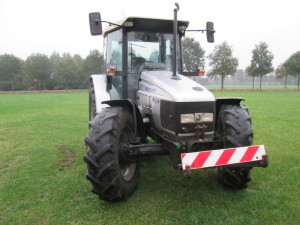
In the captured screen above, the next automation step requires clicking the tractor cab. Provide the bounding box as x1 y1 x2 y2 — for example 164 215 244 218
94 16 190 102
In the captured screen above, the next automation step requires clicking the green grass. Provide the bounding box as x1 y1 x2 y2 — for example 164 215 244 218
0 91 299 225
205 85 299 90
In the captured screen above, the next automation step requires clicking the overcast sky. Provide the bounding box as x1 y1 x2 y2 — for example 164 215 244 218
1 0 299 69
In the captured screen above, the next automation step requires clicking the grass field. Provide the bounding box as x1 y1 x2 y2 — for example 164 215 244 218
0 91 299 225
205 85 299 90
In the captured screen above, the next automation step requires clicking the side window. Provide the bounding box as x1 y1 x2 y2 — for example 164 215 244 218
107 30 123 71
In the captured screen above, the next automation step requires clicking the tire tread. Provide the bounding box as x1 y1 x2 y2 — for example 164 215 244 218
84 107 139 201
218 104 253 189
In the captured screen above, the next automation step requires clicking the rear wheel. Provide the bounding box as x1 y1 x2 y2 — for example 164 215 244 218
217 104 253 189
84 107 140 201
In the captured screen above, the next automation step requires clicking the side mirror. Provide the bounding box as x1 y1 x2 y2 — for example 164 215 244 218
206 22 215 43
89 12 102 36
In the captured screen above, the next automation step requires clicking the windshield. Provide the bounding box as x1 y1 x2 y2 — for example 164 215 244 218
127 31 174 73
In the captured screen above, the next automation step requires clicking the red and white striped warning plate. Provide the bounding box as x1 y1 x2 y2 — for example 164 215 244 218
181 145 266 170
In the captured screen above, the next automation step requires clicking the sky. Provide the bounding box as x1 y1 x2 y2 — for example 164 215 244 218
1 0 299 69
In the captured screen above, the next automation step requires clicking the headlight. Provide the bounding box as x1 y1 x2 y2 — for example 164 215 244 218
181 113 213 123
180 114 195 123
195 113 214 122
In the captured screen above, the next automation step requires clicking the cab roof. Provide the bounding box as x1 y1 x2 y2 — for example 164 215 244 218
103 17 189 36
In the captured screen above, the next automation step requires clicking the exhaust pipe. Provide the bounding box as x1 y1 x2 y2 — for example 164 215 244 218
173 3 179 77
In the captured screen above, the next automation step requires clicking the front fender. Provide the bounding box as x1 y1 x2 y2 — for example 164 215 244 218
215 97 244 121
90 74 111 113
102 99 147 140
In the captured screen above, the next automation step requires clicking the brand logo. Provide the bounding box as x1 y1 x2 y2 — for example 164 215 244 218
144 86 156 93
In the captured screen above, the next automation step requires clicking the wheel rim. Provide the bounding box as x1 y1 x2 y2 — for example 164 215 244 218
119 127 136 182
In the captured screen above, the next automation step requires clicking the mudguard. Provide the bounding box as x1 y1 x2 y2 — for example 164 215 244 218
103 99 147 140
90 74 111 113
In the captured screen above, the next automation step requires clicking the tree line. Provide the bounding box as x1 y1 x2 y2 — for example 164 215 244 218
1 39 299 91
182 37 300 90
0 50 104 91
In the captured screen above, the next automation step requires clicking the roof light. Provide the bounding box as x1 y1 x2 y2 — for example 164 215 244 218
124 21 134 27
178 26 187 32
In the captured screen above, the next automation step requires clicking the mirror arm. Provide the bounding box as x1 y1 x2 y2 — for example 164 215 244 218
95 20 122 27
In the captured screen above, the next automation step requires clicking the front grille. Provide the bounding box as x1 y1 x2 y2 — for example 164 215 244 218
160 100 215 134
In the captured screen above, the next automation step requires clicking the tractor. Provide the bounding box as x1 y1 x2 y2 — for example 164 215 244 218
84 4 268 202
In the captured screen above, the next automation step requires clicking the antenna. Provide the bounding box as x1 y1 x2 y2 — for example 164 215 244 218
121 11 126 18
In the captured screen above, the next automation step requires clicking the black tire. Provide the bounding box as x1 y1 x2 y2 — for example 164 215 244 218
89 83 96 121
84 107 140 201
217 104 253 189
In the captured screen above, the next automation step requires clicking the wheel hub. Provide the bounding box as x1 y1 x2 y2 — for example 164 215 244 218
119 127 137 181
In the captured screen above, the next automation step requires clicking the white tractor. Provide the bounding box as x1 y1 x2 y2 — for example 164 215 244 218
84 4 268 202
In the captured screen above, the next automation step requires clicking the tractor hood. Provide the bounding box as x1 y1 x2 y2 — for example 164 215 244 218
139 71 215 102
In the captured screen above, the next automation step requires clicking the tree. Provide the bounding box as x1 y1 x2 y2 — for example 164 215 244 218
50 52 61 68
81 50 105 89
182 37 205 72
55 55 80 90
275 63 289 89
73 54 88 89
48 52 61 89
245 65 257 88
24 53 53 90
247 42 274 90
208 41 238 89
0 54 22 91
74 54 83 66
284 51 300 90
82 50 104 75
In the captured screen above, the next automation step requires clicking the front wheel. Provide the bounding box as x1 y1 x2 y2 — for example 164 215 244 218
84 107 140 201
217 104 253 189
